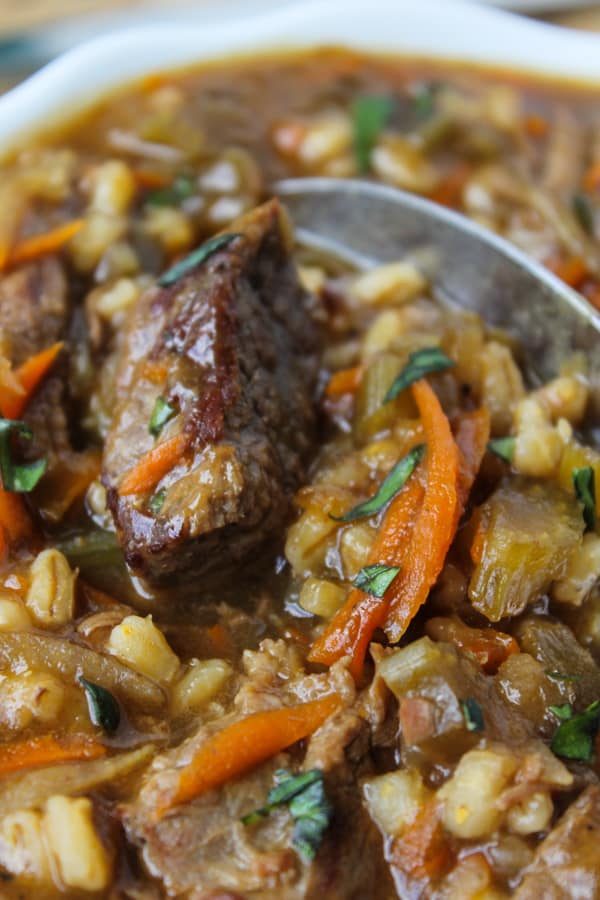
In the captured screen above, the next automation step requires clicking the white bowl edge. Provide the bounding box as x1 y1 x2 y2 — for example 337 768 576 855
1 0 600 158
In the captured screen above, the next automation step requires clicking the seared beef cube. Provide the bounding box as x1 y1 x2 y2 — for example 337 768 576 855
102 200 320 583
0 258 71 466
514 785 600 899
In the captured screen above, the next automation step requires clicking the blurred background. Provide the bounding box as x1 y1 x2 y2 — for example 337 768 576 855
1 0 600 94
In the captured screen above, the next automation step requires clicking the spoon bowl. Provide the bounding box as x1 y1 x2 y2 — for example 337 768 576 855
276 177 600 420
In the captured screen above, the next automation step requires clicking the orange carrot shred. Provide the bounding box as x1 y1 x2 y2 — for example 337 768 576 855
454 408 491 516
547 254 588 289
384 380 460 643
0 734 106 778
308 455 425 680
429 163 471 209
425 616 518 674
156 694 340 818
325 365 364 399
584 160 600 193
390 800 454 883
1 342 64 420
524 113 548 139
119 432 188 496
5 220 83 271
134 169 172 189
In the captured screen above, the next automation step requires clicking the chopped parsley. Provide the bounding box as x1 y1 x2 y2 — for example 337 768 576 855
0 418 47 492
550 700 600 761
148 489 167 514
353 563 401 598
332 443 425 522
487 436 516 464
146 173 196 207
352 95 394 173
573 193 594 235
384 347 454 403
411 82 438 120
158 232 240 287
241 768 332 861
149 396 175 437
79 676 120 734
546 670 581 683
573 466 596 532
461 697 484 732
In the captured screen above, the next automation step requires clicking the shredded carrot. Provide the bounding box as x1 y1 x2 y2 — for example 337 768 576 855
308 460 425 680
524 113 548 139
547 254 588 289
454 408 491 515
206 623 233 657
1 342 64 420
325 365 364 399
119 432 188 496
141 360 169 385
584 160 600 193
429 163 472 209
425 616 518 674
0 357 26 416
4 220 83 271
0 487 33 560
134 169 172 190
384 380 460 643
0 734 106 778
156 694 340 818
390 800 453 884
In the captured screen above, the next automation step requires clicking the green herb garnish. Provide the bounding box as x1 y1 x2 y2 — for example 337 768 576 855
0 419 47 492
487 436 516 464
549 703 573 721
546 670 581 683
573 466 596 532
461 697 484 732
551 700 600 761
412 82 437 120
79 676 120 734
352 95 394 173
148 489 167 514
158 233 240 287
332 444 425 522
573 193 594 234
353 563 401 598
146 173 195 207
384 347 454 403
241 769 332 861
149 396 175 437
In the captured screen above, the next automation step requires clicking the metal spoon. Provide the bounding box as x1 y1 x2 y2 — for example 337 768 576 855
276 177 600 422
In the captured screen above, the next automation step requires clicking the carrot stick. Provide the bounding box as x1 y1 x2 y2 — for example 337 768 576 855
119 432 188 496
0 488 33 544
384 380 460 643
454 408 490 515
584 160 600 193
0 734 106 778
425 616 518 674
390 800 453 884
135 169 172 189
308 477 424 679
325 365 364 399
429 163 471 209
547 254 588 289
5 220 83 270
524 113 548 139
156 694 340 818
1 342 64 420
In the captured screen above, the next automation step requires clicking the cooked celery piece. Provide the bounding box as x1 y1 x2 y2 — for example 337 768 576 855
354 353 416 442
468 480 584 622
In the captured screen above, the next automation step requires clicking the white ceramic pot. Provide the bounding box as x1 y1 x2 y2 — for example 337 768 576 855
1 0 600 159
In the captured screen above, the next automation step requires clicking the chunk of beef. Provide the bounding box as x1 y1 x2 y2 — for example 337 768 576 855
514 785 600 899
122 643 394 898
102 200 321 584
0 258 71 466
